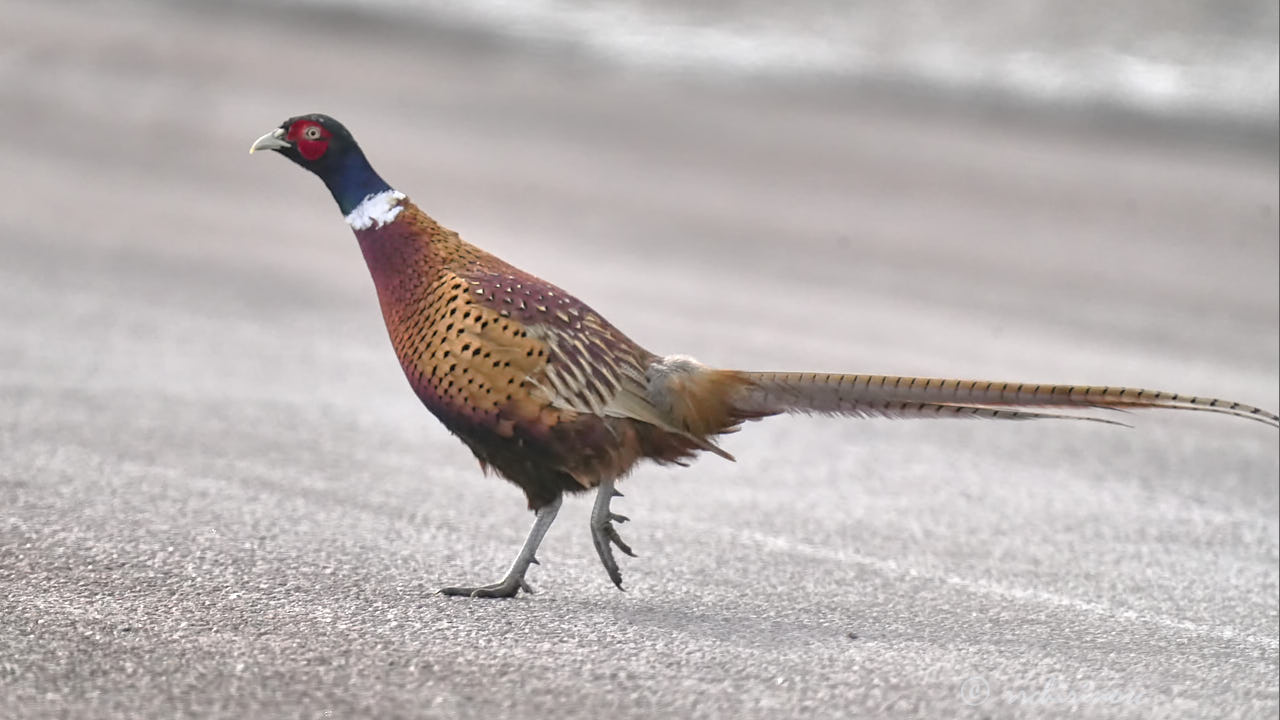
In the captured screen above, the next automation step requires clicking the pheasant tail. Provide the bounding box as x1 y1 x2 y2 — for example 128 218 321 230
723 371 1280 428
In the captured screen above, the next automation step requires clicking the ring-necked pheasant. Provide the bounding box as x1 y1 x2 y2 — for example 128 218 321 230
251 114 1279 598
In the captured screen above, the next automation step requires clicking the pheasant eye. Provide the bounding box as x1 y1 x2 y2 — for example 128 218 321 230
303 125 323 140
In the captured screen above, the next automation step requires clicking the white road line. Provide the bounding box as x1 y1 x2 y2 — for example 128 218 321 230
675 519 1279 652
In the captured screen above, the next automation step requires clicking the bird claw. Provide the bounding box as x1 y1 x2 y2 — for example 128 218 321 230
438 567 540 598
591 480 638 591
438 496 560 599
437 578 526 599
605 524 636 557
591 526 628 590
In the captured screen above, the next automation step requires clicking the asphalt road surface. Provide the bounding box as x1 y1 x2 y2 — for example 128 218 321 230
1 2 1277 718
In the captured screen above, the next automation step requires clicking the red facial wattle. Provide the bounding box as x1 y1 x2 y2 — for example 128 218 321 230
285 120 331 161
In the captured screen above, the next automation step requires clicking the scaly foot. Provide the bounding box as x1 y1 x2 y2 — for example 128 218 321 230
438 570 535 598
438 496 561 599
590 480 637 590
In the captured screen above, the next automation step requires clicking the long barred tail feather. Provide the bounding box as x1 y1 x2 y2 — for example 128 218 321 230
807 400 1135 427
729 372 1279 428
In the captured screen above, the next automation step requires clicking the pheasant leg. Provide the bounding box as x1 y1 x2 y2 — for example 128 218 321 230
590 478 636 590
439 495 562 598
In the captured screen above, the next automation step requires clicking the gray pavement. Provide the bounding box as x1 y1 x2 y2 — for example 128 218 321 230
1 2 1277 718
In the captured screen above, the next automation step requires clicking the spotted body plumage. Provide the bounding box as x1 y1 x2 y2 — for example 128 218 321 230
251 114 1279 598
355 199 727 509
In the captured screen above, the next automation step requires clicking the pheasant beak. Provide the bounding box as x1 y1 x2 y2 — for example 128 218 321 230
249 128 291 155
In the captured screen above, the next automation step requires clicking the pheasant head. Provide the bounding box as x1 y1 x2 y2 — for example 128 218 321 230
250 114 393 218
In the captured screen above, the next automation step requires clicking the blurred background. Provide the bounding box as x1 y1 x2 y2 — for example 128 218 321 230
1 1 1277 718
301 0 1280 128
